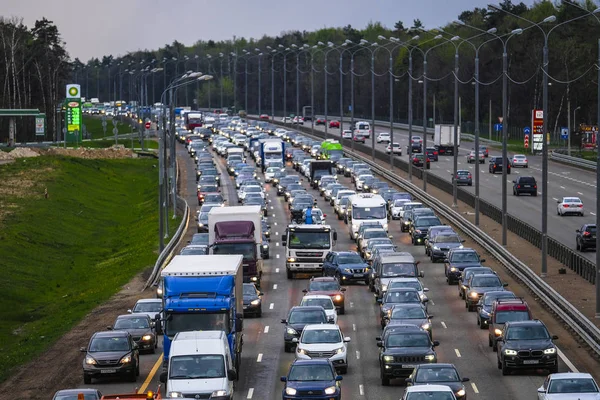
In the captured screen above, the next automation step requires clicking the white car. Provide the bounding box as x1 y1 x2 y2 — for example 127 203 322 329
292 116 304 125
238 185 265 202
377 132 391 143
281 117 293 123
355 174 374 191
402 385 458 400
300 295 338 324
390 199 411 220
294 324 350 374
264 167 279 183
387 278 429 303
537 372 599 400
511 154 528 167
386 143 402 155
128 298 163 322
557 197 584 216
342 130 353 139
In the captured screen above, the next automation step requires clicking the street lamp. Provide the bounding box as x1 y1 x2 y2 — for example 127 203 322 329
219 53 224 109
358 39 381 161
323 42 345 138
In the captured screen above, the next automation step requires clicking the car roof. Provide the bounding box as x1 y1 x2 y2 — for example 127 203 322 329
136 298 161 304
388 277 421 283
116 313 150 320
303 294 334 300
415 363 456 369
311 276 338 282
93 330 129 338
304 323 340 331
290 306 325 312
549 372 596 380
54 389 99 395
405 385 455 393
506 320 544 328
291 358 333 366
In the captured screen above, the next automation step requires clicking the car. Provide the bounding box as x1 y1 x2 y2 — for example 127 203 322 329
402 385 457 400
385 304 434 338
341 129 352 139
511 154 528 167
379 288 428 327
513 176 538 196
406 363 469 400
280 359 342 400
378 325 439 386
363 238 395 262
424 225 455 256
444 248 485 284
497 320 559 375
488 297 533 351
322 251 369 284
196 206 215 232
371 181 390 195
353 133 366 143
407 142 422 154
377 132 391 143
303 276 347 314
52 389 103 400
464 273 508 311
537 372 600 399
108 314 157 353
425 147 438 161
259 114 270 120
387 278 429 302
576 223 597 251
261 233 270 259
411 154 430 169
466 149 485 164
264 166 280 182
557 196 584 216
243 283 263 317
458 266 496 299
358 228 390 255
292 116 304 125
281 306 329 353
179 245 207 255
127 298 163 334
489 156 511 174
453 170 472 186
429 232 465 262
300 295 338 324
371 252 423 296
329 120 340 128
476 291 516 330
315 116 327 125
238 185 265 202
197 186 219 205
479 145 489 157
189 232 209 246
202 192 225 207
80 330 140 384
410 215 442 245
390 199 411 220
294 324 350 374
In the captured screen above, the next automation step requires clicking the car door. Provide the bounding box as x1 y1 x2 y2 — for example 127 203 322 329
323 253 334 276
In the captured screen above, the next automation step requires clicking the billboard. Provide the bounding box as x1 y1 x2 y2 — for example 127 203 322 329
531 109 544 153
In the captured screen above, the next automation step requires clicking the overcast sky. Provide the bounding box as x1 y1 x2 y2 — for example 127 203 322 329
4 0 536 62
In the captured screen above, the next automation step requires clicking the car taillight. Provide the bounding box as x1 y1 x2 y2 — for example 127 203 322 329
578 204 583 207
534 185 537 189
434 151 438 155
517 185 521 188
564 204 569 208
584 232 591 236
468 174 472 178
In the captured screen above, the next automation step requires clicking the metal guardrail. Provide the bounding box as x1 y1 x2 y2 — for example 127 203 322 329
461 133 501 146
550 151 597 170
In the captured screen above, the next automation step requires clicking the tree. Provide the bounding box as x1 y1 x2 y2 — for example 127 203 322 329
394 20 405 36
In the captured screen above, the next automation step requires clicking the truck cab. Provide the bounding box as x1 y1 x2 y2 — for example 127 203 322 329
282 225 337 279
347 193 388 240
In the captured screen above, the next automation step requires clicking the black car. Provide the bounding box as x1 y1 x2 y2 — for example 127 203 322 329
496 320 559 375
378 325 439 386
410 216 442 245
243 283 264 317
281 306 329 352
513 176 537 196
261 233 270 259
378 288 428 328
489 156 511 174
458 266 496 299
444 248 485 284
80 330 139 383
406 363 469 400
425 147 439 161
429 233 465 263
407 142 422 154
107 314 157 353
464 273 508 311
476 290 516 329
576 223 596 251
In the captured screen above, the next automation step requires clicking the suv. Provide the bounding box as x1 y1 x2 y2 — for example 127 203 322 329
488 298 533 351
444 248 485 284
280 359 342 400
372 252 423 297
496 320 559 375
489 156 511 174
80 330 140 383
410 215 442 245
294 324 351 374
322 251 369 284
512 176 537 196
576 224 596 251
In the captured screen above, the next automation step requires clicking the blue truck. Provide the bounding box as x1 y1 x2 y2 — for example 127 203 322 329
259 138 285 172
159 254 244 373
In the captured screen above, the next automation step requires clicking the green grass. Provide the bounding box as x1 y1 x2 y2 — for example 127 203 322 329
63 139 159 150
83 116 129 139
0 155 178 383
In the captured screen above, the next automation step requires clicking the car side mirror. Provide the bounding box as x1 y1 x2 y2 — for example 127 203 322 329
127 309 132 313
552 335 559 340
576 229 580 233
132 343 139 350
405 378 413 384
341 288 347 292
433 340 440 347
376 298 383 304
462 377 470 382
333 231 338 240
280 376 287 382
376 341 383 347
106 326 113 330
512 180 516 183
79 347 87 352
461 239 466 243
557 200 560 203
419 271 425 278
444 258 449 262
537 388 546 394
428 315 434 319
423 288 429 292
159 372 167 383
281 319 287 324
335 375 343 381
480 259 486 263
302 289 308 293
282 234 287 242
503 283 509 287
259 292 264 296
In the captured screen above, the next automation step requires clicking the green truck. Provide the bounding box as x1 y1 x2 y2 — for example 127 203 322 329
319 139 343 160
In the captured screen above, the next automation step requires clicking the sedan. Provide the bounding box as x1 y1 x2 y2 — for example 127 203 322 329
108 314 157 353
466 149 485 164
386 143 402 155
342 129 353 139
557 197 584 216
411 154 430 169
511 154 528 168
576 224 596 252
406 363 469 400
243 283 263 317
315 116 327 125
353 134 366 143
52 389 103 400
537 372 599 399
329 120 341 128
425 147 438 162
377 132 391 143
452 170 472 186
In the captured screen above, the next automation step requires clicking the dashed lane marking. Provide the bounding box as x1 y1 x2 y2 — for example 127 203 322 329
356 350 360 360
264 326 269 333
359 384 364 395
553 198 559 201
578 192 583 195
257 353 263 362
591 212 596 216
429 300 435 306
441 321 447 329
247 388 254 399
350 302 354 308
560 186 565 189
455 349 462 358
269 303 274 310
273 284 278 290
276 254 280 259
275 267 280 273
353 323 356 331
471 383 479 394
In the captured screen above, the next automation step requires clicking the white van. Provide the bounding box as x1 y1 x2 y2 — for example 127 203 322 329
347 193 388 239
161 330 236 399
354 121 371 138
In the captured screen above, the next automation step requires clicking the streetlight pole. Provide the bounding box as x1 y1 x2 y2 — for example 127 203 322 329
359 39 377 161
219 53 224 109
207 55 213 110
257 49 262 115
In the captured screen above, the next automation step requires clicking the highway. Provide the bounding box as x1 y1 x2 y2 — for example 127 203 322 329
283 118 598 262
75 134 582 400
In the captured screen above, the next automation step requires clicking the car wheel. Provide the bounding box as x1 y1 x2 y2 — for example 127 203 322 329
476 318 480 326
381 371 390 386
339 307 345 315
286 269 293 279
257 308 262 317
479 321 487 330
492 341 498 352
549 365 559 374
501 362 510 376
340 366 348 375
581 212 584 216
83 375 92 384
284 344 293 353
576 241 581 251
488 335 493 347
151 344 156 354
129 368 137 382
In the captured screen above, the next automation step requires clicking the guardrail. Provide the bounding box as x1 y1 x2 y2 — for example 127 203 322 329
259 117 598 285
550 151 597 171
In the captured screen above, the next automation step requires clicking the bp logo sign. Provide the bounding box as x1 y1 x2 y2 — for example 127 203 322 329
66 84 81 98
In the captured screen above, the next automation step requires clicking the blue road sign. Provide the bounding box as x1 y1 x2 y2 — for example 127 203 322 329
348 105 352 111
494 123 503 131
523 126 531 135
561 127 569 140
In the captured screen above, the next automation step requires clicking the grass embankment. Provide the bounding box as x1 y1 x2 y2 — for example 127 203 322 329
0 155 178 382
63 139 159 150
80 116 157 150
83 115 128 139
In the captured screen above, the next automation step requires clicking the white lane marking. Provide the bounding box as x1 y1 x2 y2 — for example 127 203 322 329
446 170 451 173
274 222 277 226
359 384 364 396
507 179 511 183
471 382 479 394
560 186 565 189
271 206 274 209
578 192 583 195
350 302 354 308
247 388 254 399
273 284 278 290
557 347 579 372
454 349 462 358
441 321 447 329
356 350 360 360
538 191 542 195
276 242 279 246
591 212 597 216
529 166 597 187
257 353 263 362
353 323 356 331
275 267 280 273
275 232 279 236
264 326 269 333
430 300 435 306
269 303 274 310
481 170 485 173
552 198 559 201
276 254 280 259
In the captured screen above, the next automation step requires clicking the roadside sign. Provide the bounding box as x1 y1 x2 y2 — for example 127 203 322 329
524 134 530 149
65 83 82 143
145 122 151 130
531 109 544 153
523 126 531 135
35 116 45 136
494 123 503 131
561 127 569 140
348 105 352 112
498 117 503 123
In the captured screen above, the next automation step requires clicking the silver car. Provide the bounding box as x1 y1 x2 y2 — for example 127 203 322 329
537 372 599 399
466 149 485 164
511 154 528 168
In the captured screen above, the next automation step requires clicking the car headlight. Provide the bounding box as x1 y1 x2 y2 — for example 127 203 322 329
421 322 431 330
334 295 342 301
168 392 183 398
335 346 345 354
297 347 307 355
212 390 227 397
343 268 352 273
286 327 298 335
156 287 163 296
263 244 268 249
381 284 388 292
403 221 410 225
287 257 295 263
383 355 394 362
142 334 152 341
469 291 479 298
85 355 97 365
119 355 132 363
433 246 440 250
424 354 436 361
458 245 464 249
480 309 490 316
324 386 337 395
504 349 517 356
365 252 371 258
456 389 466 397
285 388 297 395
494 328 502 336
251 299 261 305
544 347 556 354
450 267 457 272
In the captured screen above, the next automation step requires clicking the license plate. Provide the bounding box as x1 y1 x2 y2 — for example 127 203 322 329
100 369 117 374
353 273 363 278
523 360 539 365
523 185 530 187
402 364 416 369
243 306 248 309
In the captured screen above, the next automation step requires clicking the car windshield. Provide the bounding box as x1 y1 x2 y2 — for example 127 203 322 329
89 336 130 352
391 307 427 319
507 325 550 340
114 318 149 329
338 254 363 264
288 231 331 249
133 302 161 313
495 311 531 324
450 252 479 263
243 285 257 296
386 333 430 348
309 281 339 291
483 293 516 306
471 276 502 287
302 328 342 344
382 263 416 278
364 230 388 239
288 365 334 381
548 378 599 394
288 310 326 324
169 355 225 379
384 290 420 303
406 392 455 400
389 281 422 291
435 235 461 243
302 298 334 310
203 194 223 203
564 198 582 203
415 217 442 227
352 206 387 220
416 367 459 383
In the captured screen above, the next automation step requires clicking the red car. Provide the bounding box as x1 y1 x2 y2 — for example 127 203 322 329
315 117 327 125
329 120 340 128
302 276 347 314
259 114 270 120
353 134 365 143
197 185 219 205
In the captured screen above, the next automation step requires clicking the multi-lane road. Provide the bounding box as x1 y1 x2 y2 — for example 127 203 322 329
76 134 582 399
